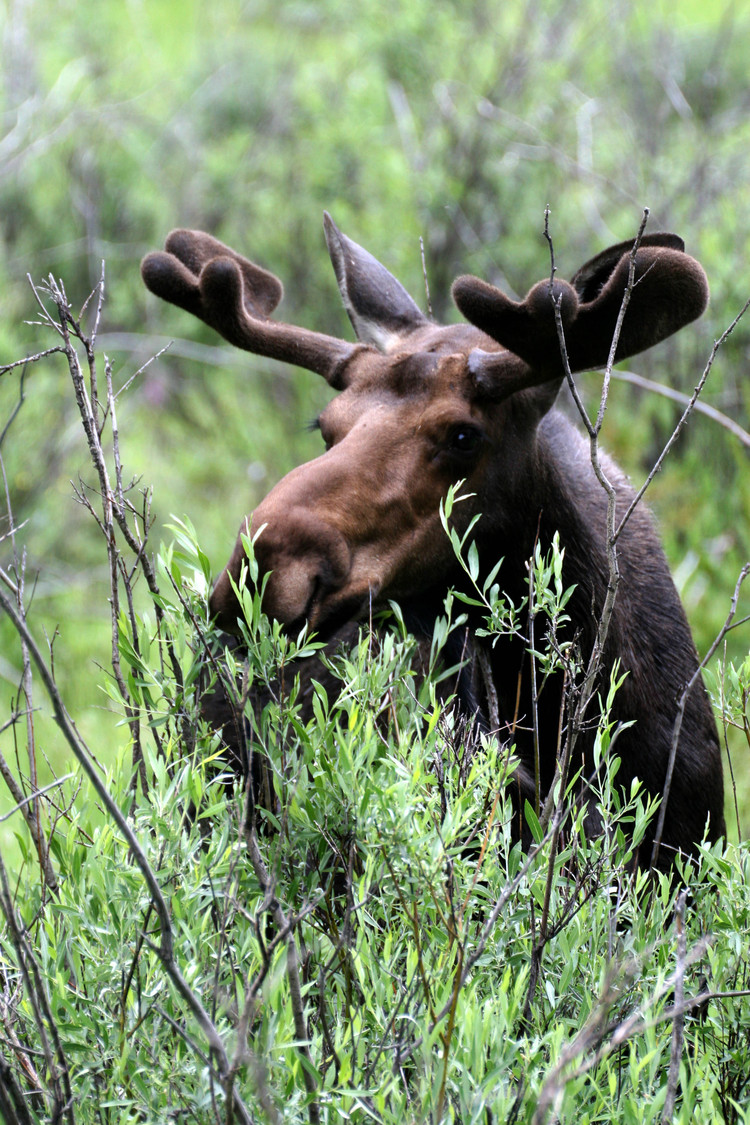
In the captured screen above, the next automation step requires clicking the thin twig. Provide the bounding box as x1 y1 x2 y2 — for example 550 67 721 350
419 235 433 318
652 562 750 868
0 364 29 449
0 848 74 1124
395 826 554 1070
0 774 74 823
0 582 253 1125
662 889 688 1123
0 415 59 891
0 346 65 378
550 210 649 752
615 295 750 541
610 367 750 450
532 929 715 1125
242 816 321 1125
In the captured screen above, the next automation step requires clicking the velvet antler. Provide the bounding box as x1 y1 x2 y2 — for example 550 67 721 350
141 229 363 388
453 233 709 399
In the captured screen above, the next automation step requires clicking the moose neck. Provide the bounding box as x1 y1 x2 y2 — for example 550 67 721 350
459 406 625 696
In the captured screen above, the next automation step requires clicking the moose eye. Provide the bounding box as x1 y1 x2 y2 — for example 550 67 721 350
447 426 482 457
309 416 334 451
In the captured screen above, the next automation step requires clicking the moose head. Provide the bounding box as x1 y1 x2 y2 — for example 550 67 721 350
142 217 708 637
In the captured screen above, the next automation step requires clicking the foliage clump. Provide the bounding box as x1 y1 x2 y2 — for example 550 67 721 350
2 531 750 1122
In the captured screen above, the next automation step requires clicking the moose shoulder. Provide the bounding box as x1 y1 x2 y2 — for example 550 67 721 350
142 217 724 869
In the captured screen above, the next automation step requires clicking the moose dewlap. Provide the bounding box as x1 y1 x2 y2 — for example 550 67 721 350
142 215 724 870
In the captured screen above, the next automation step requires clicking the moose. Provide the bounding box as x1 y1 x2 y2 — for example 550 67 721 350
142 215 725 869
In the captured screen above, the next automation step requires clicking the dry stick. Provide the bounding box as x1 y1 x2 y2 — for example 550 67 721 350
520 210 649 1024
544 216 656 831
70 474 157 771
651 562 750 869
715 641 748 843
517 209 654 1051
0 1042 36 1125
603 295 750 865
532 933 725 1125
243 821 321 1125
103 359 130 671
0 585 253 1125
221 805 316 1123
611 367 750 450
522 672 572 1031
111 339 174 406
0 654 55 871
0 362 30 448
8 274 261 1114
32 275 164 604
38 272 187 784
554 209 650 742
81 264 105 418
476 643 500 730
0 985 48 1083
568 267 749 867
106 354 181 739
228 885 324 1125
662 889 688 1124
0 774 73 823
528 546 542 815
31 275 135 714
103 353 152 787
531 959 633 1125
17 561 40 863
435 938 464 1124
0 346 65 378
420 235 433 318
614 295 750 543
148 996 270 1125
0 847 74 1124
380 841 438 1027
394 827 555 1071
0 410 59 892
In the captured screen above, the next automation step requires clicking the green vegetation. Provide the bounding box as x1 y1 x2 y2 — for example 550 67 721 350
2 394 749 1116
1 0 749 1119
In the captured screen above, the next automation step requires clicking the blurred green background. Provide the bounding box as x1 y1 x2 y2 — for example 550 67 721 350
1 0 749 836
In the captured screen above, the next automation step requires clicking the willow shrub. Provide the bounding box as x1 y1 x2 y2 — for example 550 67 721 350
2 517 749 1124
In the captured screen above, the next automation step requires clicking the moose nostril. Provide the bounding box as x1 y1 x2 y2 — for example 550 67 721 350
251 515 353 628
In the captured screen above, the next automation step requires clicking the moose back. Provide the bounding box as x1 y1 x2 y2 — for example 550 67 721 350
142 216 725 869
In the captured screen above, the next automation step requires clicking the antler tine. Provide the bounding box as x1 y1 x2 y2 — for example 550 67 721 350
141 229 361 388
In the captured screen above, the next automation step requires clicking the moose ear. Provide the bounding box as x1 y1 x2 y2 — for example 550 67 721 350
324 212 428 352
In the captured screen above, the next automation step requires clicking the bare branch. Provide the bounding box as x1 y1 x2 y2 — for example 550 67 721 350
611 367 750 450
615 294 750 541
662 889 688 1123
395 827 555 1071
652 561 750 868
532 925 714 1125
551 210 650 776
0 581 253 1124
242 812 321 1125
0 848 74 1123
0 773 74 823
